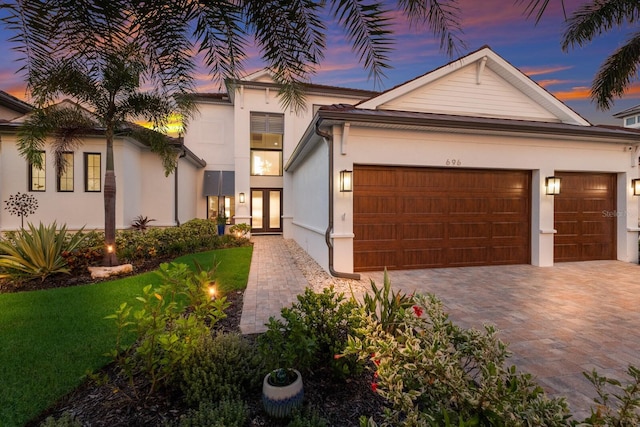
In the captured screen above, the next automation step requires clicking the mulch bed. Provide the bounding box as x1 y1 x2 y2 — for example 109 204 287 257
6 257 386 427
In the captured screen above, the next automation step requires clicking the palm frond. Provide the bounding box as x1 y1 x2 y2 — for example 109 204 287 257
397 0 466 57
562 0 640 50
330 0 393 87
591 31 640 110
128 127 179 176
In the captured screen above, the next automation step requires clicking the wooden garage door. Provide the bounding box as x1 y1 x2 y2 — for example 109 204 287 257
554 173 616 262
353 166 531 271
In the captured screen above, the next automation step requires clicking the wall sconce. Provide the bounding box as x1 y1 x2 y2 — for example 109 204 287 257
340 170 353 192
545 176 561 195
633 178 640 196
239 192 245 203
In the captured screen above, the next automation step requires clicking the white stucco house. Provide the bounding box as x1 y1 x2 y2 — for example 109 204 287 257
0 93 206 231
186 46 640 277
2 46 639 277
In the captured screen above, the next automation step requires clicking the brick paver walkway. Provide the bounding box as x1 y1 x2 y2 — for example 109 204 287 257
241 236 640 420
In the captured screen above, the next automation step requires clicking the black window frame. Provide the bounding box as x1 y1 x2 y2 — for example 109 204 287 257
84 152 101 192
28 151 46 192
57 151 74 192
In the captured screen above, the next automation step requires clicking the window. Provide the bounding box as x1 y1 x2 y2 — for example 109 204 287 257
625 117 637 126
57 152 74 192
207 196 235 223
84 153 101 192
29 151 46 192
250 112 283 176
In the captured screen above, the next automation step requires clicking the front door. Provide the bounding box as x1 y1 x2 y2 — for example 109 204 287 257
251 188 282 233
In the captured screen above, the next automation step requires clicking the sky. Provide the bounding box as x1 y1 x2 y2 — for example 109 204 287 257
0 0 638 126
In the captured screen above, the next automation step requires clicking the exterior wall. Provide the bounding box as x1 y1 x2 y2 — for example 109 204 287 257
327 124 639 273
289 138 330 270
0 133 107 230
176 155 202 224
184 102 235 220
380 66 558 122
0 132 195 232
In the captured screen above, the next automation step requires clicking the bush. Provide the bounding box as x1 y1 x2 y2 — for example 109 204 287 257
39 412 81 427
344 291 571 426
259 286 361 378
176 332 263 407
580 365 640 426
106 262 230 394
61 230 104 274
0 222 88 282
174 400 248 427
287 409 329 427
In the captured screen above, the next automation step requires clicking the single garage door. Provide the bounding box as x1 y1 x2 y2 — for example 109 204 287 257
353 166 531 271
554 172 616 262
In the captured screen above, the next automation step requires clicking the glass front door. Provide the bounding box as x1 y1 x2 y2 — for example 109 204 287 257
251 188 282 233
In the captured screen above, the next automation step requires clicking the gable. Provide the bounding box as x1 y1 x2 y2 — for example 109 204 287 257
357 47 590 126
377 63 558 122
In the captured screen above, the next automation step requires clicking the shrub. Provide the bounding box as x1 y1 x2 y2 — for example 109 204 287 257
580 365 640 426
131 215 156 231
344 291 571 426
174 400 248 427
0 222 88 282
39 412 81 427
176 332 263 407
259 286 361 378
106 261 230 394
287 409 329 427
61 230 104 274
361 269 413 334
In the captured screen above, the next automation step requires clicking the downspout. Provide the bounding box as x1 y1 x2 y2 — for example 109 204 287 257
174 146 187 226
315 122 360 280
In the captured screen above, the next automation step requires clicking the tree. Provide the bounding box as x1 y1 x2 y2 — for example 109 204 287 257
1 0 466 266
16 43 179 266
520 0 640 110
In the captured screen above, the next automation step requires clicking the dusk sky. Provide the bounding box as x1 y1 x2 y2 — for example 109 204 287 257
0 0 638 126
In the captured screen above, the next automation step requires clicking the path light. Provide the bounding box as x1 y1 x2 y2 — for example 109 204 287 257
633 178 640 196
208 283 217 300
340 170 353 192
545 176 561 195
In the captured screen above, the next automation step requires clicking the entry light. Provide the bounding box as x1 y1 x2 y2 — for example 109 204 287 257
340 170 353 192
633 179 640 196
239 192 246 203
545 176 561 195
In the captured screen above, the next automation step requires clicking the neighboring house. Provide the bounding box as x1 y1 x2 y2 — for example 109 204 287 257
185 46 640 277
0 93 206 231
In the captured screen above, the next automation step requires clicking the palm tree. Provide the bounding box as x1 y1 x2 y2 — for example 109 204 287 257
520 0 639 110
17 43 180 266
1 0 466 266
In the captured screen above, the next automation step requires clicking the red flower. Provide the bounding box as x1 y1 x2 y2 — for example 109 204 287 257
371 382 378 392
373 358 380 366
412 305 424 317
334 354 344 360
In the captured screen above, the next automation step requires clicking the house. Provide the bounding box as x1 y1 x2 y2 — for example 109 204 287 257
0 93 206 231
185 46 639 277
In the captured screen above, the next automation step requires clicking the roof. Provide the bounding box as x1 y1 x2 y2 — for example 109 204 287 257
0 90 33 114
612 104 640 118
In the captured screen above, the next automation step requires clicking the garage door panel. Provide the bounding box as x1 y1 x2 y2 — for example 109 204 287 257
354 166 531 270
450 198 489 215
554 173 615 262
402 197 447 215
358 168 398 189
353 223 397 241
402 223 445 241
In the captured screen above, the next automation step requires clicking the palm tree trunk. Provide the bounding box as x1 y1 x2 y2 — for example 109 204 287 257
103 125 118 266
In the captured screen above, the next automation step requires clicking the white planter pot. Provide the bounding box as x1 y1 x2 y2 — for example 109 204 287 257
262 369 304 418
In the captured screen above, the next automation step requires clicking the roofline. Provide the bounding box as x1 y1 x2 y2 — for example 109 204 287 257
285 107 640 171
0 91 33 114
225 78 380 99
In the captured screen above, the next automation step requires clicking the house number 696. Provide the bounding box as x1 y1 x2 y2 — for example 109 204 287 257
446 159 461 166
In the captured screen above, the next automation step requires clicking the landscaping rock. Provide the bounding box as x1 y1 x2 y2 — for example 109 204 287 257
88 264 134 279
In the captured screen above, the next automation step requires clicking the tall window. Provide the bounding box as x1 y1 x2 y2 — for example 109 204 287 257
57 152 74 192
207 196 235 223
84 153 101 192
29 151 46 192
250 112 283 176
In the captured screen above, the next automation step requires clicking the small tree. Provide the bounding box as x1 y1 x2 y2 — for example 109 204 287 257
3 192 38 228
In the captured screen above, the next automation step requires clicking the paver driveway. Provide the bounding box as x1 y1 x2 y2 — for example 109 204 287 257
363 261 640 420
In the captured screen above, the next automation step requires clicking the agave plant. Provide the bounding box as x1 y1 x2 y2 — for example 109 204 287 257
0 222 88 282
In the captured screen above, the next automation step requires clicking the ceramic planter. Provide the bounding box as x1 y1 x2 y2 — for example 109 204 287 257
262 369 304 418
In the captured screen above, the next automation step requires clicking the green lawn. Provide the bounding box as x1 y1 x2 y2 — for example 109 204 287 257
0 247 252 427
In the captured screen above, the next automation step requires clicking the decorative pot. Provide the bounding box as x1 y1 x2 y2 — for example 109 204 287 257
217 224 225 235
262 369 304 418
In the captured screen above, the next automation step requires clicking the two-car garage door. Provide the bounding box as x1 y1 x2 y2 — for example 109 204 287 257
353 166 531 271
352 166 616 272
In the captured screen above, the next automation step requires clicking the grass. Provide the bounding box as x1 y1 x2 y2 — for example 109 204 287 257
0 246 253 427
